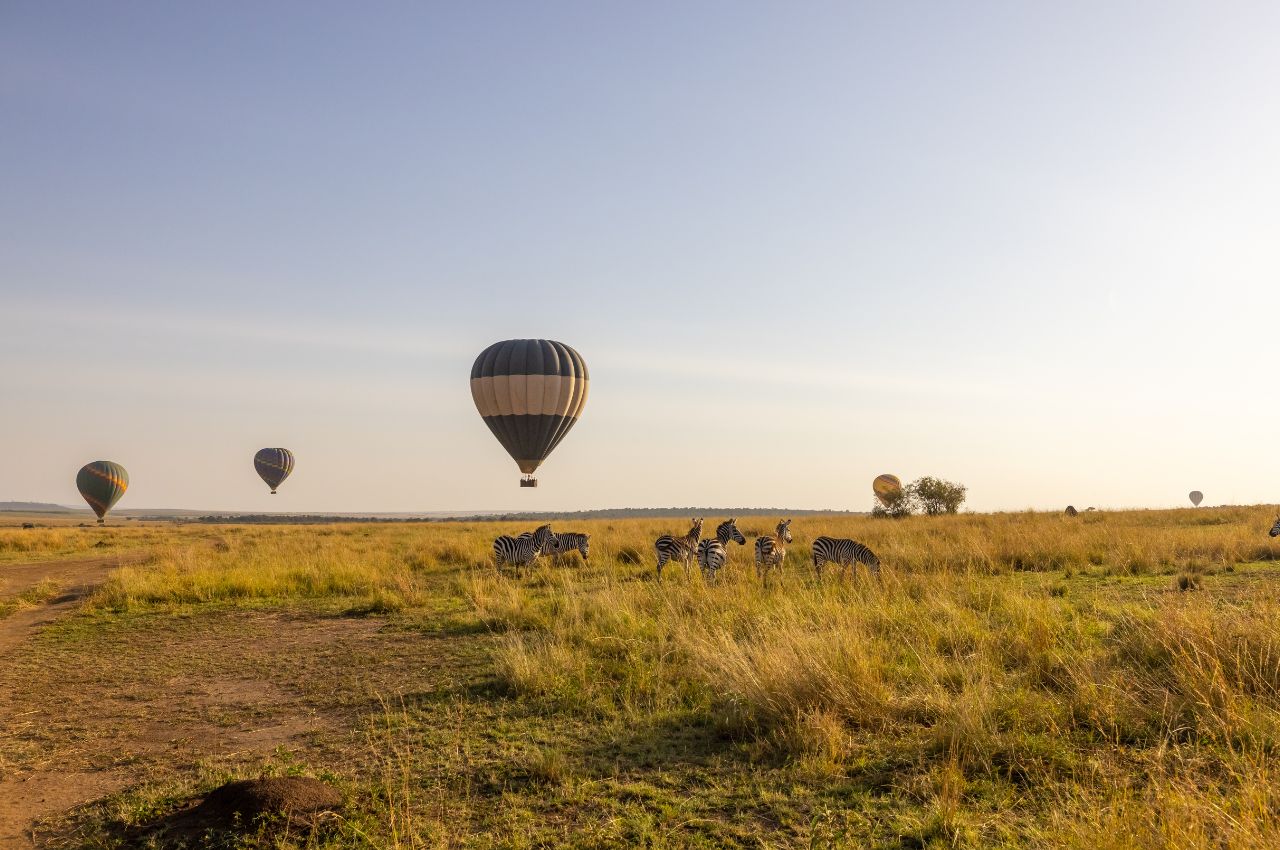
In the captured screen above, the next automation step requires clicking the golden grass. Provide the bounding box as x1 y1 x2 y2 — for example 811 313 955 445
458 506 1280 845
42 505 1280 845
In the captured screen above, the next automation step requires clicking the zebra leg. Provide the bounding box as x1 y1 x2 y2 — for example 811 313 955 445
655 551 667 580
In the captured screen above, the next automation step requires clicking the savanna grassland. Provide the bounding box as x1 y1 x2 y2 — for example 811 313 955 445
3 507 1280 849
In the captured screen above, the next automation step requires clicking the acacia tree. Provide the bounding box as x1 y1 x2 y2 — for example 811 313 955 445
908 476 967 515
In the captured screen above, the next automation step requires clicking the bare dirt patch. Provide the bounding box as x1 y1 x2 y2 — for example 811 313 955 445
0 554 148 654
0 771 125 849
0 608 453 848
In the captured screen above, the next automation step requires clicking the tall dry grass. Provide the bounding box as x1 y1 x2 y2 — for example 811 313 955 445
461 505 1280 845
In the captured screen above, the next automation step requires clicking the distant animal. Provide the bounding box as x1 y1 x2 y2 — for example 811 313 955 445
697 518 747 581
493 524 556 571
754 519 793 581
21 522 35 529
812 536 880 578
655 518 704 579
551 531 591 562
1065 506 1078 517
1270 518 1280 538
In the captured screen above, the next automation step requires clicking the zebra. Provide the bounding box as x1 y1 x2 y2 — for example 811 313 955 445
1270 518 1280 538
655 518 704 579
551 531 591 562
812 536 880 578
697 518 747 581
754 519 793 581
493 524 556 572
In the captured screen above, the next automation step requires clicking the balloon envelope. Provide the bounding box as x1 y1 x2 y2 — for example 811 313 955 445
76 461 128 523
470 339 589 479
254 448 294 493
873 474 903 506
1189 490 1203 507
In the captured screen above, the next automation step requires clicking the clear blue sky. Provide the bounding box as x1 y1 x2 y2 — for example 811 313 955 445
3 2 1278 512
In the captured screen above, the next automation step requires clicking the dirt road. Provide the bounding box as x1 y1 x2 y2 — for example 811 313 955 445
0 554 145 655
0 554 146 848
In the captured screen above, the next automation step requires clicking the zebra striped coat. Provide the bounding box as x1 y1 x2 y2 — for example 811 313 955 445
1271 518 1280 538
493 524 556 571
812 535 880 577
697 518 747 581
655 518 703 578
754 519 793 580
551 531 591 562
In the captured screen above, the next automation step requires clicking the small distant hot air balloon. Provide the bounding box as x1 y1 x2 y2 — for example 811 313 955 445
471 339 589 487
873 474 903 506
76 461 128 525
254 448 294 494
1189 491 1204 507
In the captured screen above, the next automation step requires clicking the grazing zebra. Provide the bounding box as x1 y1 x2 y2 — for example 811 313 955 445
754 519 793 581
655 518 704 579
1270 518 1280 538
494 524 556 571
812 535 880 578
551 531 591 562
697 518 747 581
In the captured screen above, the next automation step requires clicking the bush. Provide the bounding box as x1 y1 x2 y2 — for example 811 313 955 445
909 477 967 516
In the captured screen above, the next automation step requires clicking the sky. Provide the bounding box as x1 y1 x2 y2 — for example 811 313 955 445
3 2 1278 513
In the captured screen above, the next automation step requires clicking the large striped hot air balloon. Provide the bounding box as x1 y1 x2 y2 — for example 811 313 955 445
254 448 294 494
470 339 589 487
76 461 128 525
873 474 903 507
1189 490 1203 507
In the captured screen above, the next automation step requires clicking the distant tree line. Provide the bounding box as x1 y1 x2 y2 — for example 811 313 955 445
872 477 967 518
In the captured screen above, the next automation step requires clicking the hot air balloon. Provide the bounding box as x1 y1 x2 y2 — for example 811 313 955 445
254 448 294 494
470 339 589 487
873 474 903 506
76 461 128 525
1189 490 1203 507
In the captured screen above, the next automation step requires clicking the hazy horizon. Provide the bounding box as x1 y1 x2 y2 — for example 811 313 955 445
4 3 1278 514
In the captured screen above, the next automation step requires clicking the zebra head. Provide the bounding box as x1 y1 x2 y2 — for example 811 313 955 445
532 524 555 553
689 517 705 538
777 519 793 544
1270 518 1280 538
718 518 747 546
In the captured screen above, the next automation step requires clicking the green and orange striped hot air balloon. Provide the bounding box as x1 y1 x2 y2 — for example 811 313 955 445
470 339 589 487
76 461 128 525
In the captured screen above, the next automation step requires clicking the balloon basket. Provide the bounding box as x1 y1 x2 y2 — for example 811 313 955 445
520 477 538 488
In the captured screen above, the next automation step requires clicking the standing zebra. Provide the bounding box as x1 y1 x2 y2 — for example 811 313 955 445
655 518 704 579
1270 518 1280 538
493 524 556 572
754 519 793 581
551 531 591 562
812 536 880 578
697 518 747 581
